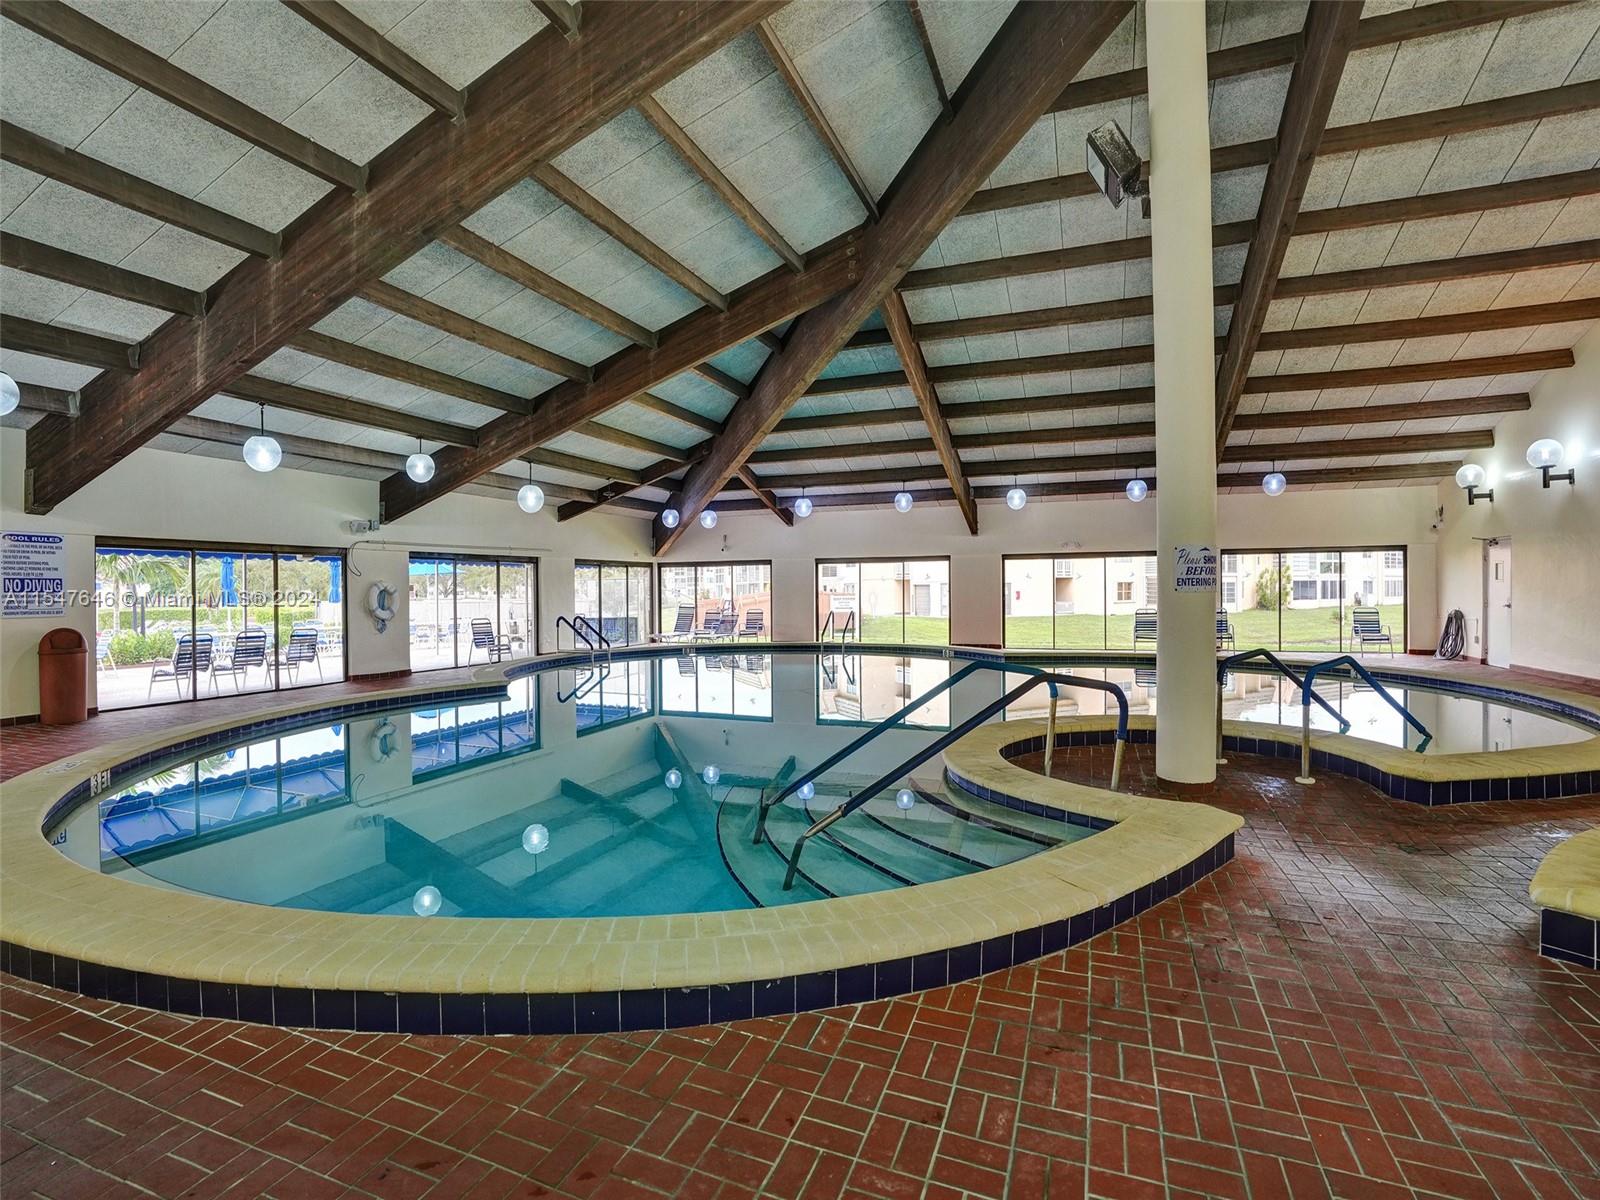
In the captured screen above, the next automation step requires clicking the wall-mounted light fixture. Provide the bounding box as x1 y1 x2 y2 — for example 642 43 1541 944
1526 439 1575 490
1455 463 1493 505
1085 121 1149 217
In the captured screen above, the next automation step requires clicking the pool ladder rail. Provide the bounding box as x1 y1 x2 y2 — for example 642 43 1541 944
555 614 611 658
761 664 1132 892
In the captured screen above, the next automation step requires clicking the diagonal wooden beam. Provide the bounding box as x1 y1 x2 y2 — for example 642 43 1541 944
1214 0 1363 452
532 0 582 41
557 448 705 521
653 0 1133 553
23 0 775 514
3 1 366 192
438 226 656 347
1 315 139 372
882 289 975 533
0 120 280 259
527 446 636 484
736 465 795 526
220 374 478 446
574 421 685 461
638 95 805 272
0 232 207 317
692 362 750 400
290 331 527 415
756 21 878 221
633 392 720 434
905 1 951 116
361 280 591 382
531 164 727 311
282 0 464 120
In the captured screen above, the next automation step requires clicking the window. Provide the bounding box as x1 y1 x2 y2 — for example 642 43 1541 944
573 561 652 646
1384 551 1404 569
659 561 771 641
1222 580 1238 606
408 555 537 671
815 559 949 643
96 542 345 712
1116 581 1133 602
662 652 774 720
1384 578 1404 600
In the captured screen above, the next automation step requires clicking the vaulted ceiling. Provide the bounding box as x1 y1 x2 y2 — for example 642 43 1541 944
2 0 1597 544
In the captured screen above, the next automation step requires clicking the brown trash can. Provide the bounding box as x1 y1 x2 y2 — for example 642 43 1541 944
38 628 88 725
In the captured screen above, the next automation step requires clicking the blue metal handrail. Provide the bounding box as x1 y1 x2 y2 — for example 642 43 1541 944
556 664 609 704
1219 648 1349 733
554 615 593 652
780 671 1130 890
1300 656 1431 749
572 614 611 649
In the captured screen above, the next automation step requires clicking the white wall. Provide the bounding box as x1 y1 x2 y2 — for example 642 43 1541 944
663 484 1442 649
1434 324 1600 680
0 430 651 719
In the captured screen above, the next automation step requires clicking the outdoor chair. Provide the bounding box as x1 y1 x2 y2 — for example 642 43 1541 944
218 627 269 690
281 627 323 683
468 617 512 663
1215 610 1235 651
692 607 733 641
661 605 695 642
96 631 115 672
148 634 215 698
1132 609 1158 649
736 608 765 640
1351 607 1394 655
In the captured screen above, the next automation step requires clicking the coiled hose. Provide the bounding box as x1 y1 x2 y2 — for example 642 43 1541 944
1436 609 1466 660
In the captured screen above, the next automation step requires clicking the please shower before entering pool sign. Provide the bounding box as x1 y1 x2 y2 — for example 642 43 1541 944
1173 545 1218 591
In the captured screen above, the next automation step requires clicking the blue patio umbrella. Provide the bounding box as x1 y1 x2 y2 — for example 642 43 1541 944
219 558 238 606
328 559 342 603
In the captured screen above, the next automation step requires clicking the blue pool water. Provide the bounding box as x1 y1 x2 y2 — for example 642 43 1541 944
46 650 1591 919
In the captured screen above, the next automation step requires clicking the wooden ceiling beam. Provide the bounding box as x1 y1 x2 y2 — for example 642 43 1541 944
638 95 805 272
23 0 776 513
692 362 751 400
1258 297 1600 353
632 392 721 434
439 226 655 347
883 289 975 533
1295 166 1600 236
361 280 591 382
1244 348 1574 394
1 315 139 372
0 120 280 259
557 447 705 521
220 374 477 446
525 446 637 485
282 0 465 120
749 419 1155 465
573 421 685 461
1275 238 1600 298
1234 392 1530 432
905 1 951 116
4 1 366 192
531 164 728 312
0 232 207 317
757 21 878 221
737 465 795 526
289 331 527 414
1215 0 1365 451
532 0 582 41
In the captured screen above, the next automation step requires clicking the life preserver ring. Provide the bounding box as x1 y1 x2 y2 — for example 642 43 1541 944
366 582 397 633
369 718 398 761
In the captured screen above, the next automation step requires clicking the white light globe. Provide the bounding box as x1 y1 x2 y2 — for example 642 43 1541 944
661 507 681 529
405 451 435 482
1125 478 1148 503
793 496 814 519
521 823 549 854
664 768 682 790
517 483 545 513
412 885 442 916
893 491 913 513
1526 438 1565 469
242 434 282 473
698 509 718 530
1005 487 1027 511
702 764 720 786
0 372 18 417
797 781 815 801
895 788 916 811
1261 471 1287 497
1454 463 1486 490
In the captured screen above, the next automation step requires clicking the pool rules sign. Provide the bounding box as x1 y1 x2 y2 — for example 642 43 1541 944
2 531 67 617
1173 544 1218 591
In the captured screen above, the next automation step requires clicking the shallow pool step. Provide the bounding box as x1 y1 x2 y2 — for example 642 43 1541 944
938 775 1100 845
848 792 1054 869
760 798 906 897
715 792 828 906
815 807 976 885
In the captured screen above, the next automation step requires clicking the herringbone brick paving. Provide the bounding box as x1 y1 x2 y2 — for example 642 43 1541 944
3 669 1598 1198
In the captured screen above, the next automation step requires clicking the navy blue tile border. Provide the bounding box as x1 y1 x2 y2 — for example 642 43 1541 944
1539 909 1598 969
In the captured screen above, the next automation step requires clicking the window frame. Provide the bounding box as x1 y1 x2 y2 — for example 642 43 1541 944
812 555 953 644
406 552 540 673
573 558 653 647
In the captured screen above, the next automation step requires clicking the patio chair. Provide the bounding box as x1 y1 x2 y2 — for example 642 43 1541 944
692 606 732 641
217 627 269 690
468 617 512 663
1351 607 1394 655
661 605 695 642
1132 609 1158 649
96 630 115 672
281 627 323 683
148 634 215 698
736 608 765 640
1215 609 1235 652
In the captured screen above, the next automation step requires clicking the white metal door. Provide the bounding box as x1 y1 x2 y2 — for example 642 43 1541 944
1487 542 1512 668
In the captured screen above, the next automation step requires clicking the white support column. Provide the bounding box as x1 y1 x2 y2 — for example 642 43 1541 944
1147 0 1219 787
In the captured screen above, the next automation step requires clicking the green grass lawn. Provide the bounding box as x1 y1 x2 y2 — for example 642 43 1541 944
1003 605 1404 653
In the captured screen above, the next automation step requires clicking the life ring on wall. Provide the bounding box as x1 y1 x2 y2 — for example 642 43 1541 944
369 718 398 762
366 582 397 633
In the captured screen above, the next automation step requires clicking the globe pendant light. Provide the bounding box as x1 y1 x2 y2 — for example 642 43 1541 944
698 509 718 530
405 438 435 482
0 371 19 417
1125 478 1148 503
1261 463 1286 497
793 490 813 519
1006 485 1027 511
242 402 282 473
516 461 544 513
893 490 913 513
661 507 681 529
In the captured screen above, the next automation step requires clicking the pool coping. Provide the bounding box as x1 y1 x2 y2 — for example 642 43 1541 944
2 643 1592 1032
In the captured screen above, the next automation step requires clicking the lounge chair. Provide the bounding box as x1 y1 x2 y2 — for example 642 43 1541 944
661 605 695 642
468 617 512 663
692 607 733 641
282 627 323 683
736 608 765 640
148 634 215 698
1132 609 1158 649
96 631 115 672
1215 610 1235 651
218 627 269 690
1351 607 1394 655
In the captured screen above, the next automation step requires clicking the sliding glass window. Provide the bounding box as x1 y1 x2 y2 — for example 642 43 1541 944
95 542 345 712
407 554 537 671
659 561 772 640
1003 548 1406 653
815 558 950 644
573 561 652 646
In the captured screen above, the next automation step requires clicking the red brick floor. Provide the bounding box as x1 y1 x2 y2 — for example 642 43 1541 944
4 669 1600 1198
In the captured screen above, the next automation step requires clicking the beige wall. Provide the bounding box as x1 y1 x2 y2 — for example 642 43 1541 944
0 430 651 719
1434 324 1600 680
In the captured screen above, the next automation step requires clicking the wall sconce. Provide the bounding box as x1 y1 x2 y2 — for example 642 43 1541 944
1526 439 1575 489
1455 463 1493 505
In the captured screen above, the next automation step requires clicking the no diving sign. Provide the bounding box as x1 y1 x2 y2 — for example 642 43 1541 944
1173 545 1217 591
